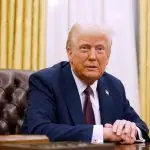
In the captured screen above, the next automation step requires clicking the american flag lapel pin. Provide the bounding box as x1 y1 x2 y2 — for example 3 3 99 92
105 89 109 96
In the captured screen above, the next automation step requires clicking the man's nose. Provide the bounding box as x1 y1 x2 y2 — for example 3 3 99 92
89 48 96 60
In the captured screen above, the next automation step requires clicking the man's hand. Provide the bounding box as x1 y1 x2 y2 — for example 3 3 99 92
104 120 137 144
112 120 137 144
103 125 121 142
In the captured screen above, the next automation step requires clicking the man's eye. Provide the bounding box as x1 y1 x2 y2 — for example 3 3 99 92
80 46 90 52
81 46 88 49
96 46 104 51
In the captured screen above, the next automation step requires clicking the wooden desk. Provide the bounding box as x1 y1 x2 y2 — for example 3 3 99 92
0 142 150 150
115 143 149 150
0 142 114 150
0 135 49 144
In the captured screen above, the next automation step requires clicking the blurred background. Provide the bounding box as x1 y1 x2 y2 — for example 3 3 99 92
0 0 150 128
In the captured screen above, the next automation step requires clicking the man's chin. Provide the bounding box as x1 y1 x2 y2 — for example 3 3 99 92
86 71 102 77
85 74 101 81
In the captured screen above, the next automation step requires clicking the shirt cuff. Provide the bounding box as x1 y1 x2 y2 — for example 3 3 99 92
91 125 103 144
136 127 145 143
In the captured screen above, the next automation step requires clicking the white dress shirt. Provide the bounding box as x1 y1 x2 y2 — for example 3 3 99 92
71 69 145 143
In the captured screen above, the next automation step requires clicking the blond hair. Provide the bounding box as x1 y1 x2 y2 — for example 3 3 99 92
66 23 113 51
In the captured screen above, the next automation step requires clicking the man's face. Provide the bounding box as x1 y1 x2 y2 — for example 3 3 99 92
67 30 110 85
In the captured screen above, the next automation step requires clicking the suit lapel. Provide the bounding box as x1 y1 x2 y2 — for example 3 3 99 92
97 75 115 125
61 64 84 125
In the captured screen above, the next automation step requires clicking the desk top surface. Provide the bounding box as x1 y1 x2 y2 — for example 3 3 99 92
0 135 49 144
0 142 149 150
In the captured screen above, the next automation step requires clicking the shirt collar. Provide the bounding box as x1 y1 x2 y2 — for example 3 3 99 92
71 68 98 95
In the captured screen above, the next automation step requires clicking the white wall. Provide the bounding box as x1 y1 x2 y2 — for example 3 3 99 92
46 0 139 113
104 0 139 112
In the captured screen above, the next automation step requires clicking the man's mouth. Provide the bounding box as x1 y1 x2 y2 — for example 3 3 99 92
86 66 98 70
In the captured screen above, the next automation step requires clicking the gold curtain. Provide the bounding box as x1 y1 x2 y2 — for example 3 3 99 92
0 0 46 70
139 0 150 127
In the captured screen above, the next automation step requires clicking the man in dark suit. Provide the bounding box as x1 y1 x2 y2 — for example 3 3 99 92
22 23 149 144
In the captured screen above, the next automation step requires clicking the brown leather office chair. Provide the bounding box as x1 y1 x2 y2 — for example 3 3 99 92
0 70 33 134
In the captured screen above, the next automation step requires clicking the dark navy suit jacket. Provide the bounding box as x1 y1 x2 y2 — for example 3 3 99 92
22 61 149 142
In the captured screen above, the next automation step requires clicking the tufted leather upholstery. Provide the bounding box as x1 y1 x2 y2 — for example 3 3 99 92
0 70 33 134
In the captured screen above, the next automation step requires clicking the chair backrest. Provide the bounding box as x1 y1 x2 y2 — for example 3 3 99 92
0 69 33 134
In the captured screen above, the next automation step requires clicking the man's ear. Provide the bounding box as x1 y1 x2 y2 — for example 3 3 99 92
67 48 73 61
106 49 111 65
